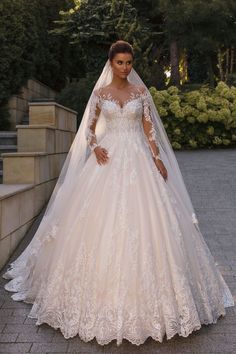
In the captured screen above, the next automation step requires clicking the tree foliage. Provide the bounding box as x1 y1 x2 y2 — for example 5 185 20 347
0 0 76 108
1 0 236 123
53 0 236 88
52 0 155 82
156 0 236 85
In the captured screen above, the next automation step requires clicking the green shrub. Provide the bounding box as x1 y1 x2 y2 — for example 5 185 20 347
150 81 236 150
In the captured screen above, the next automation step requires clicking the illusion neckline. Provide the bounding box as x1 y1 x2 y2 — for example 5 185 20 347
100 96 141 110
98 90 146 110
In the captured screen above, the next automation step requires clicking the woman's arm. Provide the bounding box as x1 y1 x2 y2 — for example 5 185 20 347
141 86 168 181
86 89 109 165
86 89 101 151
141 87 161 162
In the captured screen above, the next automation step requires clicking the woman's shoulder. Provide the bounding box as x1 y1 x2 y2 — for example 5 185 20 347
128 83 147 93
93 87 102 97
93 85 110 97
134 84 148 94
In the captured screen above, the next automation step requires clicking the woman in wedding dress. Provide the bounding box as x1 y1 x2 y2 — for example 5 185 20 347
2 40 235 346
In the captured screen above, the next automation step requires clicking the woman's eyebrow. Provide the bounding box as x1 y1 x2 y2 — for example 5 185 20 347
116 60 132 63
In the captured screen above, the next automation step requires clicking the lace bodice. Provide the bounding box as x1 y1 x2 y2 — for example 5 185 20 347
86 85 161 161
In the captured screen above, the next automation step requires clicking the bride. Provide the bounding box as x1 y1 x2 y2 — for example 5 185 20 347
2 40 235 346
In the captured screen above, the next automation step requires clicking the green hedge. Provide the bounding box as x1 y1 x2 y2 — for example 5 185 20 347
150 81 236 149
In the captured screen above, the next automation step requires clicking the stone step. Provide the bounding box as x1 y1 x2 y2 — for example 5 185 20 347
21 115 29 125
0 156 3 184
30 98 56 102
0 145 17 154
0 131 17 145
0 133 18 184
2 151 67 184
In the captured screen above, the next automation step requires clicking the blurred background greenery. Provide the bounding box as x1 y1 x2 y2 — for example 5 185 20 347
1 0 236 148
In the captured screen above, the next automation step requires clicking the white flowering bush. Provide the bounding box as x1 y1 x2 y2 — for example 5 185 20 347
149 82 236 150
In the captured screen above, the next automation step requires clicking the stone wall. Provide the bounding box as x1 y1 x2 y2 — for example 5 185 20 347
8 79 57 130
0 102 77 270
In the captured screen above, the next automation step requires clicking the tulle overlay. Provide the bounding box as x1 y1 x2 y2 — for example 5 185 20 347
3 95 234 346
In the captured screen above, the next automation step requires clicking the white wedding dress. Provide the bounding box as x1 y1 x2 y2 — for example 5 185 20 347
3 85 234 346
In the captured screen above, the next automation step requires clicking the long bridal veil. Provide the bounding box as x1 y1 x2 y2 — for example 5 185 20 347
5 58 201 274
45 59 201 226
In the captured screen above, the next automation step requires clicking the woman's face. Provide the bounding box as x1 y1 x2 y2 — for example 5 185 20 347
110 52 133 79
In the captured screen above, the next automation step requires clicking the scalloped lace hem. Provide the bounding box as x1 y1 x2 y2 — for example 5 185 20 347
28 310 227 346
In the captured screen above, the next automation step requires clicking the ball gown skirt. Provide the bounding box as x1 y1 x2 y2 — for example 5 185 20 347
2 95 235 346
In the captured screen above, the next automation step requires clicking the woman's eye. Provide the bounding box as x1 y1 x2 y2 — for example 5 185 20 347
116 61 132 65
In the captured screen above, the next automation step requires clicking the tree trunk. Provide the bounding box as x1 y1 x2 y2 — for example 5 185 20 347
151 45 166 89
169 39 180 87
207 55 214 87
225 48 229 82
230 46 234 74
217 49 224 81
179 49 188 84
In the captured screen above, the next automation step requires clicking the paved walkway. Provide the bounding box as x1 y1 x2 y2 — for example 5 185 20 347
0 148 236 354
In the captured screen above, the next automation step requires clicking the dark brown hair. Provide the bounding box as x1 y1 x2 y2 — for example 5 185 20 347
108 40 134 61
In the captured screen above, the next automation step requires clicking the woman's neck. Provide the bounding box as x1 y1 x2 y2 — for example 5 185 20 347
110 76 130 89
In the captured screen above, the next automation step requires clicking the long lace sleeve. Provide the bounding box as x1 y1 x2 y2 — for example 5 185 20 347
141 87 161 162
85 89 101 152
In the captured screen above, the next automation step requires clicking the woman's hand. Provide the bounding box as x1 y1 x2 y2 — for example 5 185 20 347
94 146 109 165
154 159 168 181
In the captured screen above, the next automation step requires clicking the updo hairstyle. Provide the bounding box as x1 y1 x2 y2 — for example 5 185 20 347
108 40 134 61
